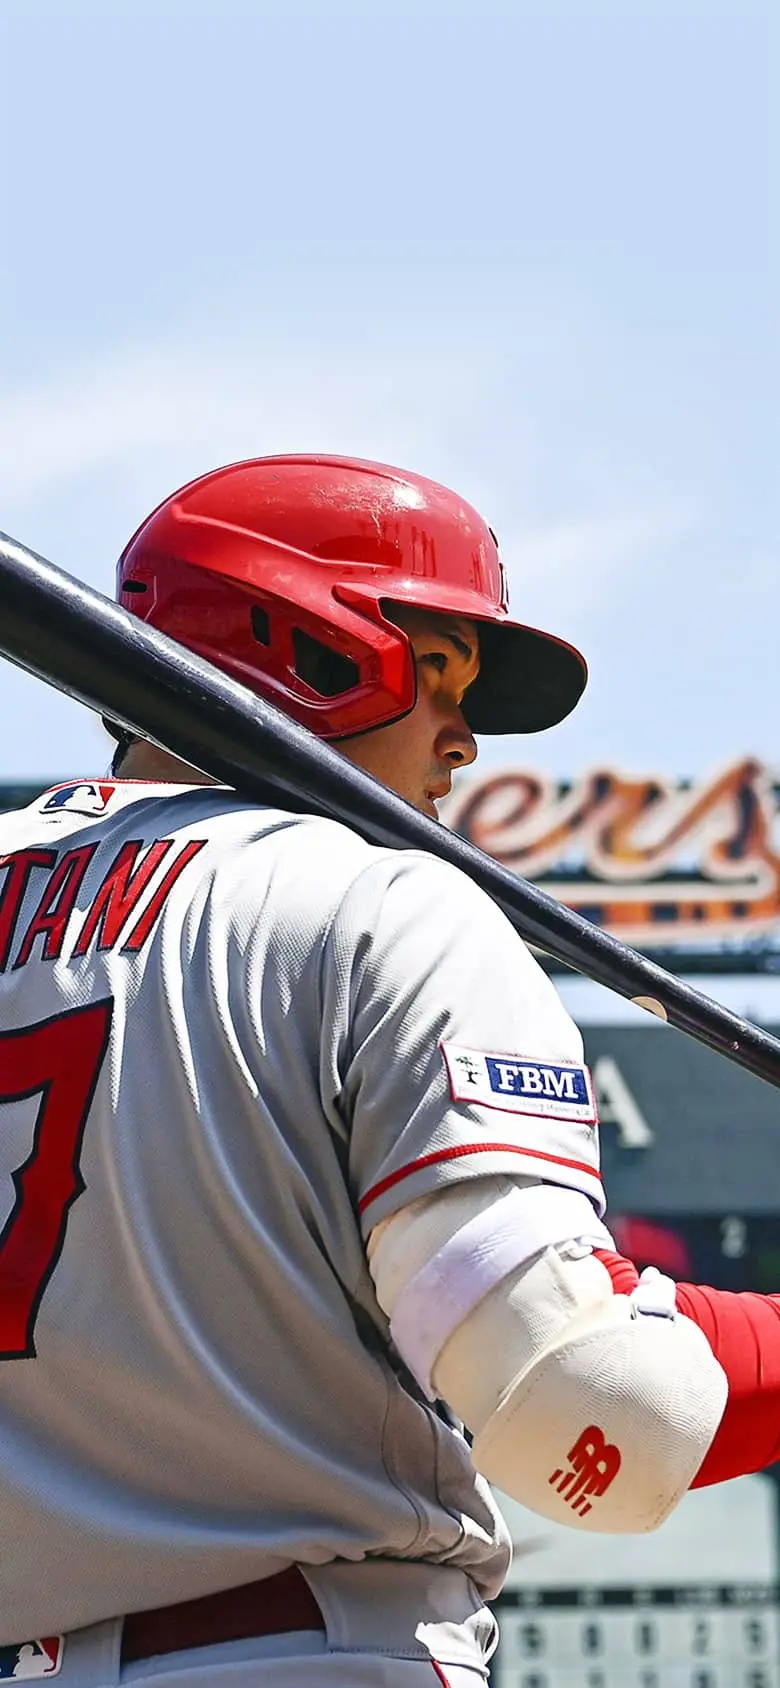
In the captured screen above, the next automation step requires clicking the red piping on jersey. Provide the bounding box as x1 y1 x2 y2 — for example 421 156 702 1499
594 1250 780 1487
431 1666 453 1687
359 1143 602 1215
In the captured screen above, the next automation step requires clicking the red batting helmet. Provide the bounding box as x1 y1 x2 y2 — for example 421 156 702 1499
117 454 587 739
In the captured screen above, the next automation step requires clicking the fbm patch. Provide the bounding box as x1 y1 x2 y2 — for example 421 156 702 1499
0 1637 62 1679
441 1043 597 1126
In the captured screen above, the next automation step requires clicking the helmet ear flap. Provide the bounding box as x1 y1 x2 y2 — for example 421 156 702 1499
290 630 361 699
118 549 419 739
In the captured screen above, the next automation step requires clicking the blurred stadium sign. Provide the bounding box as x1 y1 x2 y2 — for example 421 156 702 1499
591 1056 653 1148
446 757 780 972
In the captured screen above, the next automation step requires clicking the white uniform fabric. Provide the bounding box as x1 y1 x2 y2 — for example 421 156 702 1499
0 779 601 1666
23 1624 486 1688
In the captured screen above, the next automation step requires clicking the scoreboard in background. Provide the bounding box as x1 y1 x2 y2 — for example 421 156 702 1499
493 1584 780 1687
491 1465 780 1687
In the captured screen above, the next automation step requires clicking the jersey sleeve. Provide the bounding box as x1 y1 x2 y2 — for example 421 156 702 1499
321 851 603 1235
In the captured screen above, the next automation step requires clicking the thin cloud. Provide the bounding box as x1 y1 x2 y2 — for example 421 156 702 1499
0 351 210 504
0 344 696 627
499 503 696 619
0 336 501 515
0 335 698 656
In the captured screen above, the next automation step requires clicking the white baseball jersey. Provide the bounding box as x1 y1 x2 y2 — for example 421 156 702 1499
0 779 602 1641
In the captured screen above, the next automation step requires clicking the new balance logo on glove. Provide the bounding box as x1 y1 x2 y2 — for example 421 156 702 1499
549 1424 622 1517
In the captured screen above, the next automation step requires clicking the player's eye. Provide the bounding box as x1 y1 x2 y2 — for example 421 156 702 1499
421 651 448 674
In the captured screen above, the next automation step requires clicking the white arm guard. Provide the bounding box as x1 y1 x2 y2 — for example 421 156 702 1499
368 1180 728 1534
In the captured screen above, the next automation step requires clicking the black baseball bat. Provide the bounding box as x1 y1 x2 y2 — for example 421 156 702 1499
1 529 779 1088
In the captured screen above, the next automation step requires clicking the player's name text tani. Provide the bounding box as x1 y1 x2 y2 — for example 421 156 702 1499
0 839 206 970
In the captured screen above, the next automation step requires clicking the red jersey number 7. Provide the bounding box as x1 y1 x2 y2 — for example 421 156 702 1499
0 999 113 1360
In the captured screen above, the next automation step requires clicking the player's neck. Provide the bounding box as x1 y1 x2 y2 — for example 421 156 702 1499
116 741 216 786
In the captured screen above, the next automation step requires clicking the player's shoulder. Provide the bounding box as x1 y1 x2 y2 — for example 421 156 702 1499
190 795 488 934
332 839 505 921
325 838 532 975
164 783 398 910
328 839 582 1055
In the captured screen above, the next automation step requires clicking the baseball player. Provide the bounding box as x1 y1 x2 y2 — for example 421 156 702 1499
0 456 776 1687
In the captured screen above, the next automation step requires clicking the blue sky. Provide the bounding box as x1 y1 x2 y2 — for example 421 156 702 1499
0 0 776 785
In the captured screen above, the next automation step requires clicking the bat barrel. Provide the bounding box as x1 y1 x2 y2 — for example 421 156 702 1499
1 529 779 1087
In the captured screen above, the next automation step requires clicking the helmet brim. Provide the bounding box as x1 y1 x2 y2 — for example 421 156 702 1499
463 619 587 735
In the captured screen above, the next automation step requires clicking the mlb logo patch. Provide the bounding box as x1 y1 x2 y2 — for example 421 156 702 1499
0 1638 63 1679
42 783 115 818
442 1043 598 1126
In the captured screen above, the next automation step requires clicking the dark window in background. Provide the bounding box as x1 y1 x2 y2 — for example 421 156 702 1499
613 1213 780 1294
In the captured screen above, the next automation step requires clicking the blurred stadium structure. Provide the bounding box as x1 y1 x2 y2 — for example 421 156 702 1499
4 763 780 1687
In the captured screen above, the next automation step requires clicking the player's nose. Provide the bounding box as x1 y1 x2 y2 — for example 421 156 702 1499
435 710 478 770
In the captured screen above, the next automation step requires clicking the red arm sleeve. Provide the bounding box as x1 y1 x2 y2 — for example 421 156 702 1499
594 1250 780 1487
